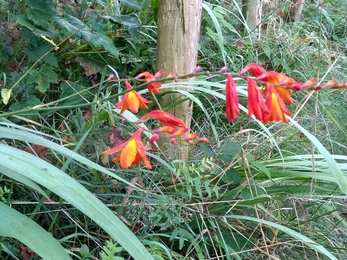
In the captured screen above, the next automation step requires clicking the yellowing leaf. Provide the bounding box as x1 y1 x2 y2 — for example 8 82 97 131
1 88 11 105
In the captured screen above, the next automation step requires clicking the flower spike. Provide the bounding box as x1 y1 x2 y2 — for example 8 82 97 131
116 80 151 114
103 128 152 169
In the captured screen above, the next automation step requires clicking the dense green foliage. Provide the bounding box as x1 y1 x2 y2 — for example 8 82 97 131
1 0 347 259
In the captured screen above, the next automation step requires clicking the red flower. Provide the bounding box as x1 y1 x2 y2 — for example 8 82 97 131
247 77 268 121
263 84 292 124
225 74 240 123
239 63 266 77
116 80 152 114
136 70 164 94
103 128 152 169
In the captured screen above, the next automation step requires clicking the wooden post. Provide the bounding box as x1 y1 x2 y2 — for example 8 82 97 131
156 0 202 161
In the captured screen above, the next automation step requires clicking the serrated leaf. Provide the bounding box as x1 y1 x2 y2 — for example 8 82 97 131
25 44 58 67
1 88 11 105
120 0 141 10
26 66 57 94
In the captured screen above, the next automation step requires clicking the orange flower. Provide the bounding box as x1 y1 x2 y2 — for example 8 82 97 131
225 74 240 123
136 70 164 94
116 80 151 114
263 84 291 124
247 77 268 121
257 71 294 104
103 128 152 169
239 63 266 77
140 110 187 129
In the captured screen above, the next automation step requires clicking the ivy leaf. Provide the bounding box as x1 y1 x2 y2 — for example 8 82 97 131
120 0 141 10
27 66 57 94
25 44 58 67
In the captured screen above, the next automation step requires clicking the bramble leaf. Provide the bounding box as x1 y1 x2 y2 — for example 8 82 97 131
27 66 57 94
25 44 58 67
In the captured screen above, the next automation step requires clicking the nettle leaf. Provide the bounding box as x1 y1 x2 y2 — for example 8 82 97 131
27 66 57 94
25 44 58 67
120 0 141 10
27 0 56 27
54 14 119 58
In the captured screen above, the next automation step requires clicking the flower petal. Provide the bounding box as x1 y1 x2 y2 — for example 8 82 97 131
127 91 140 113
119 139 137 168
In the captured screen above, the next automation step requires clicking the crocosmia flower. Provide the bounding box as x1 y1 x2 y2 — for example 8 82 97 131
136 70 164 94
103 128 152 169
264 84 292 124
257 71 294 104
247 77 268 121
116 80 151 114
225 74 240 123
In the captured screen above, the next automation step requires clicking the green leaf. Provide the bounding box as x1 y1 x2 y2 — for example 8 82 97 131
226 215 338 260
1 88 11 105
2 167 47 197
25 44 58 67
221 168 241 184
0 144 154 260
120 0 141 10
216 142 241 162
199 143 215 157
289 118 347 194
0 202 71 260
26 66 57 93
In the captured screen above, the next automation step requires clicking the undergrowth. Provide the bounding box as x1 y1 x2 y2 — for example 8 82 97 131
1 0 347 259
